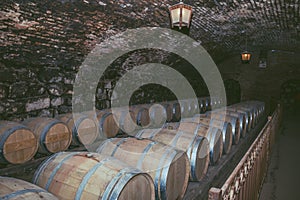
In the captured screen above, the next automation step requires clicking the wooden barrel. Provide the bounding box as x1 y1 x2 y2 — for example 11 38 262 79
234 105 259 126
204 97 211 111
58 113 98 146
0 121 38 164
96 109 120 138
176 122 223 165
112 109 137 134
181 115 232 154
161 103 173 122
218 110 248 138
228 106 256 129
23 117 72 154
130 106 151 127
33 151 154 200
0 176 58 199
143 104 167 127
96 137 190 200
226 107 252 132
171 102 181 121
179 100 189 118
188 99 200 116
198 98 206 113
204 112 241 145
136 128 209 181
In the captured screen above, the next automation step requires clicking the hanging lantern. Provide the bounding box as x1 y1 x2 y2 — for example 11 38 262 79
169 1 193 29
241 51 251 64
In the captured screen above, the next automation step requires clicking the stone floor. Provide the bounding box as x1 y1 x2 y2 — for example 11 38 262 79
259 105 300 200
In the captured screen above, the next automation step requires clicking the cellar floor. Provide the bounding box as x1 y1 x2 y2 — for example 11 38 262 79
259 105 300 200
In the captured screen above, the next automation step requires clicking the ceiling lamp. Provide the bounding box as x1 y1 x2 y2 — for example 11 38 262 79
169 0 193 29
241 32 251 64
241 51 251 64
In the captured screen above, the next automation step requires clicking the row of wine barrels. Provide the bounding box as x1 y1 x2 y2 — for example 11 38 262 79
136 128 209 181
33 151 155 200
165 121 223 165
0 176 58 199
23 117 72 155
178 122 223 165
202 112 241 145
212 109 248 138
181 116 232 155
96 137 190 200
0 121 38 164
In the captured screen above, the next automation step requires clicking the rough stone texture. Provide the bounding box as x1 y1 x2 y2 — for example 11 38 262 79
25 98 50 112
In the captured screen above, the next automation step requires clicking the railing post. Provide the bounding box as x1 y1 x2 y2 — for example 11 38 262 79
209 188 222 200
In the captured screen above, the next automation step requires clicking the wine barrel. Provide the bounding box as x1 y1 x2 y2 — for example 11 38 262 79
130 106 151 127
33 152 154 200
198 98 206 113
170 101 181 121
228 106 256 129
142 104 167 128
175 121 223 165
136 128 209 181
214 109 248 138
58 113 98 146
204 112 241 145
23 117 72 154
179 100 189 118
96 137 190 200
96 109 120 138
226 107 252 132
182 116 232 155
0 176 58 199
161 103 173 122
112 108 137 134
0 121 38 164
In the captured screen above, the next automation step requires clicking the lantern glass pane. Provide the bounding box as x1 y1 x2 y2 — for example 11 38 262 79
182 8 191 24
242 53 251 61
171 8 180 23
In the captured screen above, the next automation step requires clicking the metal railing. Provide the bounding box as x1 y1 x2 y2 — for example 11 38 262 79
208 104 282 200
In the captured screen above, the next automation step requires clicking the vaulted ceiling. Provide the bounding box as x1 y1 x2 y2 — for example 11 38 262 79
1 0 300 64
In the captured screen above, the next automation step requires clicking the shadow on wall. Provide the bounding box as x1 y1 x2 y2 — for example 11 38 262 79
224 79 241 106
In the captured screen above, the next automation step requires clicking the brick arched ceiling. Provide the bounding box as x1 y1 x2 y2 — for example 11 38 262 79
1 0 300 65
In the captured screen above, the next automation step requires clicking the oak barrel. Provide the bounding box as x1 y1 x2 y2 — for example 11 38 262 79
96 137 190 200
171 101 181 121
23 117 72 154
96 109 120 138
215 109 248 138
0 121 38 164
171 121 223 165
112 108 137 134
182 116 232 155
130 106 151 127
0 176 58 199
204 112 241 145
226 107 252 132
58 113 98 146
136 128 209 181
33 151 155 200
161 103 173 122
142 104 167 128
